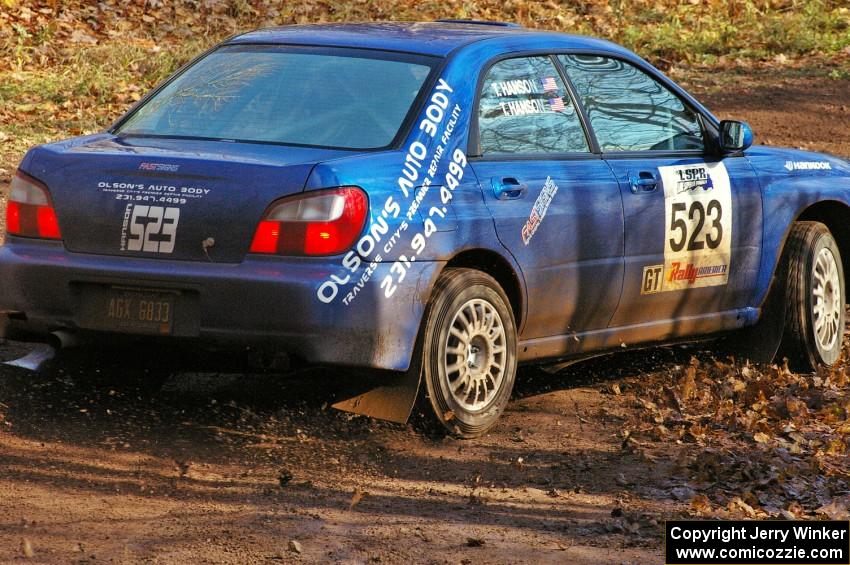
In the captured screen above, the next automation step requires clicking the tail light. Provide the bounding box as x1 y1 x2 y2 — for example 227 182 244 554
6 171 62 239
250 187 368 256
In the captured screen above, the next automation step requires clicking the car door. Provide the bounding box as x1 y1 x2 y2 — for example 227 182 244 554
469 55 625 341
558 54 762 330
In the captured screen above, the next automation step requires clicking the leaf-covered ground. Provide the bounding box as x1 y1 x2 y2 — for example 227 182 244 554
622 338 850 521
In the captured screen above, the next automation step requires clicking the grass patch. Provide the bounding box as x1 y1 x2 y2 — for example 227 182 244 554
0 41 206 173
0 0 848 175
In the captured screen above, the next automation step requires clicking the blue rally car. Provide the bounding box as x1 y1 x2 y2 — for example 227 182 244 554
2 21 850 436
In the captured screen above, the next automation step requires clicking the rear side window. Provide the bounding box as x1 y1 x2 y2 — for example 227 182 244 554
477 56 589 155
559 54 704 152
117 46 435 150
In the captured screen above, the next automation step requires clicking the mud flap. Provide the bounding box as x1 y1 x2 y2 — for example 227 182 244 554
332 339 423 424
727 276 786 364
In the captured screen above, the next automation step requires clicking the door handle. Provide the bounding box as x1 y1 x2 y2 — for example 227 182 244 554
492 177 528 200
629 171 659 194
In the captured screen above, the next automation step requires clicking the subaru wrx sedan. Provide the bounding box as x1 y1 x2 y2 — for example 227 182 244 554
3 21 850 436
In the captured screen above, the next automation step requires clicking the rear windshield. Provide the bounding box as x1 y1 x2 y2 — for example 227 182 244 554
115 46 437 150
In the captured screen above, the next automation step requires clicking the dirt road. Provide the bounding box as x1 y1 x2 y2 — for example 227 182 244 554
0 70 849 564
1 344 683 563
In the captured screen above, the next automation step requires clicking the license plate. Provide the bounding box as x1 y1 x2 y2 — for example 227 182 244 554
78 286 177 335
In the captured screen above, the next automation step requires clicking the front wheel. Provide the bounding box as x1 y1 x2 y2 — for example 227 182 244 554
779 221 846 370
421 268 518 438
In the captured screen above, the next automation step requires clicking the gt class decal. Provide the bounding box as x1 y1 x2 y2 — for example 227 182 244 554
658 162 732 292
641 264 664 295
120 204 180 254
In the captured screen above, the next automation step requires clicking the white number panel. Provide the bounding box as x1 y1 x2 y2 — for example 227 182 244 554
659 162 732 292
124 205 180 254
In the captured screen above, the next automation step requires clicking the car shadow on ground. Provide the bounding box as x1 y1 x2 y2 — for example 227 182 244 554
0 338 730 561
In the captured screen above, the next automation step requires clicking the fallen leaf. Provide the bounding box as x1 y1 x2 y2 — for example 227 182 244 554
817 500 850 520
691 494 712 514
21 538 34 558
349 488 366 510
680 364 697 400
753 432 770 444
69 29 98 44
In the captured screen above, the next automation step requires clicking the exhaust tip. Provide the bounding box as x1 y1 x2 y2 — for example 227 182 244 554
49 330 79 350
2 330 79 372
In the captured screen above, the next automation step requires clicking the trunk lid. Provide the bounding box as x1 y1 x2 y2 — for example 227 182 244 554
28 135 352 262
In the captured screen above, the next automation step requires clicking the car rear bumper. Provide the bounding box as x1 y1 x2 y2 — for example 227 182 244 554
0 239 441 371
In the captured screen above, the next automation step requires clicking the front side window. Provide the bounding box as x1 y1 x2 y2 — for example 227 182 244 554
477 56 589 155
117 46 436 150
559 54 704 152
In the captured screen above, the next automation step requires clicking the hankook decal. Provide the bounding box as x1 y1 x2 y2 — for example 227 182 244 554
784 160 832 172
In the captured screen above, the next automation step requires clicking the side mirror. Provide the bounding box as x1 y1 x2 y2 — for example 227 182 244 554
719 120 754 153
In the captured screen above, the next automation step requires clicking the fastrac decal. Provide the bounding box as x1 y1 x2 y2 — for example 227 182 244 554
784 160 832 172
655 162 733 293
139 162 180 172
521 176 559 245
315 78 468 306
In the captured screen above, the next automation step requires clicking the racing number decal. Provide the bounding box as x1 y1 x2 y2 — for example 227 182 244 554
668 199 723 252
124 205 180 254
658 162 732 292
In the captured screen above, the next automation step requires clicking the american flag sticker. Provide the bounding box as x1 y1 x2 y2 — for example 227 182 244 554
540 76 558 92
548 97 566 112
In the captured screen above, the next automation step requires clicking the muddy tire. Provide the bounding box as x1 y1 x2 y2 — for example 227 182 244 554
421 268 518 438
779 221 846 370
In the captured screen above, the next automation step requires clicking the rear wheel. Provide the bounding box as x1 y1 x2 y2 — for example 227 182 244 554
779 221 846 370
421 268 518 438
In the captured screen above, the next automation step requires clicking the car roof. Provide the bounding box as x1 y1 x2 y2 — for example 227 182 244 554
225 21 629 58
